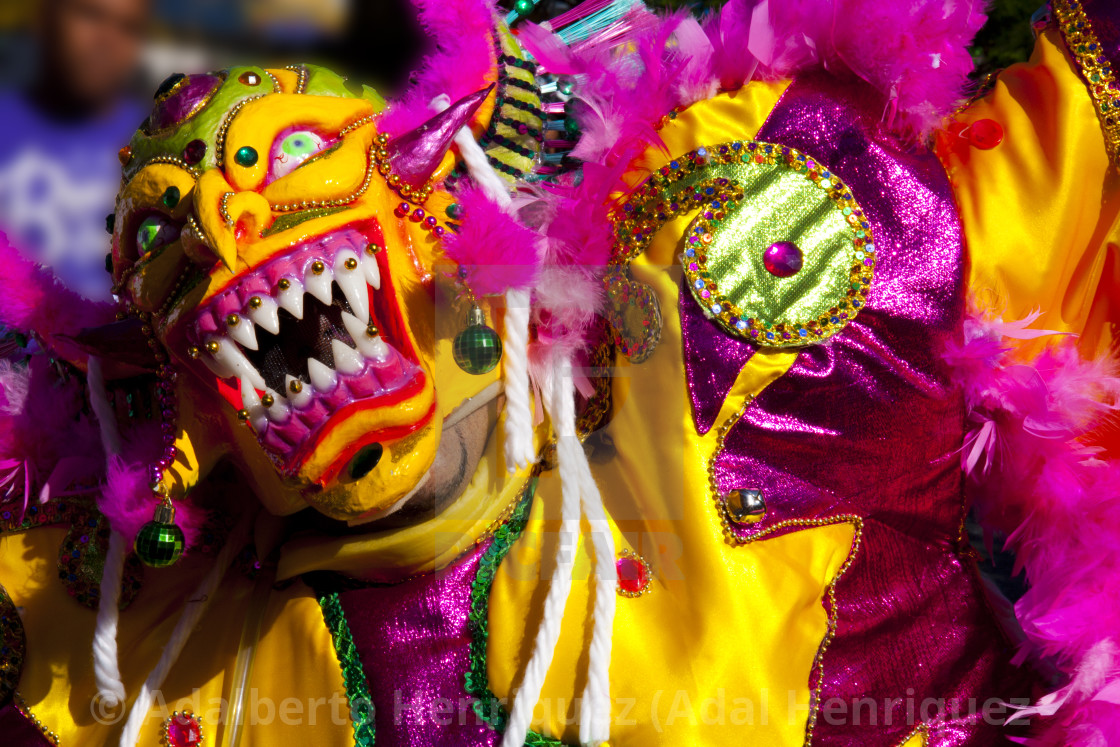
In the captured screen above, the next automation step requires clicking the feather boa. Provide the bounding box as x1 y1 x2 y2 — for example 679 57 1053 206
946 303 1120 744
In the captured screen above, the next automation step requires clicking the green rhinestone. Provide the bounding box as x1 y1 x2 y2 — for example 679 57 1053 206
514 0 533 13
234 146 258 167
133 520 185 567
446 202 463 220
453 320 502 375
161 185 180 209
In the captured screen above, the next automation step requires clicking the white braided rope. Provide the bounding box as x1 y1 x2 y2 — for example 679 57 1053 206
428 94 536 471
500 358 583 747
87 357 127 710
577 454 616 746
501 288 535 469
117 513 252 746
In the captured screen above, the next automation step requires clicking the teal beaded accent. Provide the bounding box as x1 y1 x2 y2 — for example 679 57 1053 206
133 520 184 567
320 592 376 746
234 145 258 167
465 478 566 746
453 324 502 375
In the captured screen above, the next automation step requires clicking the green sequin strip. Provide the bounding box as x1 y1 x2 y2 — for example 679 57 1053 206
319 592 377 746
465 477 566 746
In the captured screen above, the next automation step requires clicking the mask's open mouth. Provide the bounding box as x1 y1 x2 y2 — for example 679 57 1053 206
183 222 426 473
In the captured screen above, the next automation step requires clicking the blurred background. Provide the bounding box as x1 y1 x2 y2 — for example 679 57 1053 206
0 0 1036 301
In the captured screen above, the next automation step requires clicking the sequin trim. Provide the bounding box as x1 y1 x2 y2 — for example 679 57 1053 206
707 397 864 745
0 585 26 705
13 692 59 745
463 477 567 745
611 141 875 347
1053 0 1120 171
319 592 376 746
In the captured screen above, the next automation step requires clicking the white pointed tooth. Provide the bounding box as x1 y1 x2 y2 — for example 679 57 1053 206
210 338 266 390
330 339 364 375
334 251 369 323
361 253 381 290
247 297 280 335
341 311 387 360
226 315 258 350
304 262 334 305
307 357 338 391
263 387 289 422
340 310 367 343
284 375 312 408
200 346 237 379
240 381 269 432
277 279 304 320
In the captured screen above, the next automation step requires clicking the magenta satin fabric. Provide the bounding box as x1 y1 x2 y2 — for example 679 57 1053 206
335 543 499 747
678 74 1034 745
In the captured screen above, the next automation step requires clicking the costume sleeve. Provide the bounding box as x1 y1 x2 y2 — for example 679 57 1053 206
937 20 1120 363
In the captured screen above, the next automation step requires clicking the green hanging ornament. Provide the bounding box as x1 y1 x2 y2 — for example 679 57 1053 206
134 497 185 568
453 305 502 375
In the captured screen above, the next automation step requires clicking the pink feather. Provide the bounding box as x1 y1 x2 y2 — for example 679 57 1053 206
947 303 1120 743
0 231 115 351
439 186 541 296
379 0 500 138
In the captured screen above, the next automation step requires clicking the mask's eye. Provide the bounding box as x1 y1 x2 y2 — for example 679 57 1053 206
136 214 180 257
269 129 333 181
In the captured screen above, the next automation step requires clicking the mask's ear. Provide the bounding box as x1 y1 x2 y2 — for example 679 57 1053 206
385 84 494 187
58 318 159 379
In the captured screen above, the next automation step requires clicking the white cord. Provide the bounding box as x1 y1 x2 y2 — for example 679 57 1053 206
117 512 253 746
428 94 536 472
501 358 584 747
502 288 535 470
577 451 616 746
87 356 128 710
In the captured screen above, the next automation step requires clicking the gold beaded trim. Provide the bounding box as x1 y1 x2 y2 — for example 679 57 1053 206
219 191 235 226
373 132 435 204
14 692 60 745
263 70 283 94
338 114 377 138
269 146 377 212
707 396 863 746
129 155 201 180
1052 0 1120 171
615 548 653 598
286 64 309 94
215 95 265 165
895 722 931 746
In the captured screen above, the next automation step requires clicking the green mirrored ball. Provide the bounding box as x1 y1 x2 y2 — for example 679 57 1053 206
453 324 502 375
134 520 185 567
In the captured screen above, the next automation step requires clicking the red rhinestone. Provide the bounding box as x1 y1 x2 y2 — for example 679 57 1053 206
616 556 649 594
968 119 1004 150
118 146 132 166
183 139 207 165
166 712 202 747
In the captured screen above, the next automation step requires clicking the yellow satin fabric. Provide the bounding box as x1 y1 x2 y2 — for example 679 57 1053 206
939 27 1120 361
0 528 351 746
487 84 860 744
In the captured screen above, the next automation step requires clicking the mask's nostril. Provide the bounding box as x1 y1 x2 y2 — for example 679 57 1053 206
348 443 383 480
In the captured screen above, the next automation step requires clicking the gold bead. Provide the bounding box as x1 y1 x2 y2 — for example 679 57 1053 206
366 243 381 255
248 296 262 309
311 260 325 275
387 174 401 186
277 278 291 291
205 340 220 354
261 394 275 407
288 380 303 394
226 313 240 326
236 409 250 421
187 346 200 359
366 324 378 337
344 257 358 270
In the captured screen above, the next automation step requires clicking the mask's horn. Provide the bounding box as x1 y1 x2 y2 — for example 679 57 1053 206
385 84 494 188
